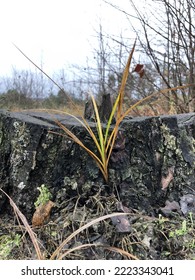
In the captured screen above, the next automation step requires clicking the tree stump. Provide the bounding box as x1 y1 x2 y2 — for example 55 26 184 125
0 109 194 218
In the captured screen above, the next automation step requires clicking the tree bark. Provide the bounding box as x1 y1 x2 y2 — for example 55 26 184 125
0 109 194 218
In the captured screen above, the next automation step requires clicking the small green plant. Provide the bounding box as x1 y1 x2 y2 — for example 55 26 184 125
169 213 194 238
169 220 187 237
0 234 21 259
168 214 195 252
34 184 52 208
188 212 194 227
157 214 169 230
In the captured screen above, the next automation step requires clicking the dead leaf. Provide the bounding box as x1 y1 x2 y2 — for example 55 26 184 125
133 64 145 78
180 194 195 215
161 166 175 190
111 215 131 233
160 200 181 216
32 200 55 227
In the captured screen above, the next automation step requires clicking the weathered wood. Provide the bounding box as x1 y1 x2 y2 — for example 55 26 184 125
0 109 194 218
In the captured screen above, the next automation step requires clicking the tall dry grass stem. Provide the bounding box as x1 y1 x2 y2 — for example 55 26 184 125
0 188 44 260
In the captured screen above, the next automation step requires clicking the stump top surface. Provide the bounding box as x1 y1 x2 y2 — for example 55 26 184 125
0 109 194 128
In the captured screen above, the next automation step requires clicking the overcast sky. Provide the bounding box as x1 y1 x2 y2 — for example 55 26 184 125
0 0 135 76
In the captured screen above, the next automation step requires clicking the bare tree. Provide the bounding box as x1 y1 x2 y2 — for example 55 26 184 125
2 67 50 100
104 0 195 113
133 0 195 112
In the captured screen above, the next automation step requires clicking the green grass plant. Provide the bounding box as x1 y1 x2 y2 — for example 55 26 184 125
13 42 195 183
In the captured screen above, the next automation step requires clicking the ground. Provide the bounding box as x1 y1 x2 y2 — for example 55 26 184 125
0 187 195 260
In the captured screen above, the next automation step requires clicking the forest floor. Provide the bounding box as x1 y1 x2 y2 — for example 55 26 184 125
0 187 195 260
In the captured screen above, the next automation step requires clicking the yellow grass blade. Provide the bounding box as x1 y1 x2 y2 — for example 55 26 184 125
60 112 103 156
106 126 119 169
116 40 136 120
54 120 101 164
0 188 44 260
104 40 136 144
51 96 109 180
90 94 106 164
35 108 105 160
43 103 109 181
58 243 139 260
53 109 106 162
54 119 108 181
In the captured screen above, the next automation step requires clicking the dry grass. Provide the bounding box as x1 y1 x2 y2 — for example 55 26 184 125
0 188 139 260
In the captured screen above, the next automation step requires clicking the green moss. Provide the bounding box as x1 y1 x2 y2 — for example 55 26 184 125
160 124 183 160
161 124 177 150
0 234 21 260
64 176 78 190
159 123 195 191
34 184 52 208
